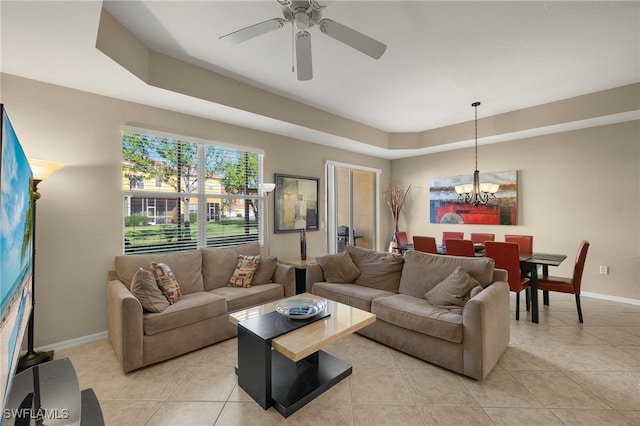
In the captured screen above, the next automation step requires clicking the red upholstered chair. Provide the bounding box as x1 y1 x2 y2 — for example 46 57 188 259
504 234 533 254
537 240 590 323
485 241 531 320
470 233 495 244
413 236 438 254
395 231 409 247
445 239 475 257
442 231 464 246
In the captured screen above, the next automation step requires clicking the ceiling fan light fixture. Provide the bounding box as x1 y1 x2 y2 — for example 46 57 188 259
294 11 310 29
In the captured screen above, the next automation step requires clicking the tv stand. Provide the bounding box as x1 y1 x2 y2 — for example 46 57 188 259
4 358 103 425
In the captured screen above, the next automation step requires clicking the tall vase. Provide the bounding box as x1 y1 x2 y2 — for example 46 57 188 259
388 223 399 253
300 229 307 260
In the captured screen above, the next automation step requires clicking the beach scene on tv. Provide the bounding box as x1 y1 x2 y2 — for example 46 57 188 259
0 108 34 408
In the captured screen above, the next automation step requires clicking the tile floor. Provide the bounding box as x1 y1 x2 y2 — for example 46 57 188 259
56 293 640 425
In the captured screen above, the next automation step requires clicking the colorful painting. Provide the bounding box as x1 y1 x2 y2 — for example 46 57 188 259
274 174 319 233
429 170 517 225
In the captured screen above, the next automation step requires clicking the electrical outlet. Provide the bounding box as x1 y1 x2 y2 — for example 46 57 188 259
599 265 609 275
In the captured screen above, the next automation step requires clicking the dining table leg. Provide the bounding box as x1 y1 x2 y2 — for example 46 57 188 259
521 261 539 323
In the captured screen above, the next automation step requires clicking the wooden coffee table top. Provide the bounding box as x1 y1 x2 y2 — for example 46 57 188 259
229 293 376 362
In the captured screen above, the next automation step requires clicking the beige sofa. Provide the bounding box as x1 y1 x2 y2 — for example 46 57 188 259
306 245 510 380
107 243 295 372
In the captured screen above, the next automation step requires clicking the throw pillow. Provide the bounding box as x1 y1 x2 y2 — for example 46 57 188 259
469 285 484 299
425 266 480 309
150 262 182 304
317 252 361 283
251 256 278 285
228 255 261 288
130 268 170 313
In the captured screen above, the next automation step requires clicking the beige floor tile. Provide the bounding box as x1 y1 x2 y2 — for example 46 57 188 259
583 326 640 346
198 337 238 366
214 402 285 426
349 368 413 405
402 368 478 406
353 404 424 426
308 379 351 406
462 369 543 408
145 401 224 426
419 406 494 426
551 408 637 426
508 370 609 409
286 403 353 425
227 382 254 402
498 345 558 371
562 371 640 410
55 338 117 367
619 410 640 424
168 364 237 402
483 407 566 425
98 399 162 426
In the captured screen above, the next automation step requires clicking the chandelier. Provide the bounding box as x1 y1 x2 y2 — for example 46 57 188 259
455 102 499 206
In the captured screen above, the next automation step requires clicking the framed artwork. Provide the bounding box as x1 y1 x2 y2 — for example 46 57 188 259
429 170 518 225
274 174 319 233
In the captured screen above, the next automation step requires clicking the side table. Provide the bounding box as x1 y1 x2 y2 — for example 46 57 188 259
278 257 317 294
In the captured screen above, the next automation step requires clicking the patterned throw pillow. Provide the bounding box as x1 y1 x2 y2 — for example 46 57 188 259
228 255 261 288
130 268 170 313
150 262 182 304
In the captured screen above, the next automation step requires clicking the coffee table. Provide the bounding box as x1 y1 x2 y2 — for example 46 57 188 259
229 293 376 417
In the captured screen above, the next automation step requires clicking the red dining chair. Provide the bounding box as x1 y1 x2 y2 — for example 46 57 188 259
445 239 475 257
413 236 438 254
504 234 533 254
395 231 409 247
485 241 531 320
537 240 590 323
442 231 464 246
470 233 495 244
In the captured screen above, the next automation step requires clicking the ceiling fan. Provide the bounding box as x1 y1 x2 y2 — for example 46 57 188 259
219 0 387 81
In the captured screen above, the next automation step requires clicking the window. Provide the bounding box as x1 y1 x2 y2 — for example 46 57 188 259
122 128 264 254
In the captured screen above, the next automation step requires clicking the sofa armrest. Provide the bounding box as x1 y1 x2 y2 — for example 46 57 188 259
493 268 507 283
305 263 325 293
462 280 510 380
273 263 296 297
107 276 144 372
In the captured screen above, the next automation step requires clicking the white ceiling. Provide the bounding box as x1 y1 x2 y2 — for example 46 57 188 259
1 1 639 158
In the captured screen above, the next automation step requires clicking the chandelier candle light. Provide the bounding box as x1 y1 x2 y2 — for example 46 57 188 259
455 102 499 206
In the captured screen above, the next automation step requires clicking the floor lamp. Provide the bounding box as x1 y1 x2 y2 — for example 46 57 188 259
18 159 64 372
258 183 275 257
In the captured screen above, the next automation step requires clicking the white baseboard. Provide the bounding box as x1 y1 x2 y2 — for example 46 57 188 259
37 330 108 354
581 291 640 306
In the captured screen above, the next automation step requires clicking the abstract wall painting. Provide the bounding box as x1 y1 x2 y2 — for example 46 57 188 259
429 170 518 225
274 174 319 232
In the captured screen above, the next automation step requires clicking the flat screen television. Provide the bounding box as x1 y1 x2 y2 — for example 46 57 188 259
0 104 34 412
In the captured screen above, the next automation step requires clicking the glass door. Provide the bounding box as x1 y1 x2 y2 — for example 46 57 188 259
326 161 380 254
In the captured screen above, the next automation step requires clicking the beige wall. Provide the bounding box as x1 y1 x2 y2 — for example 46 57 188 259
1 74 391 346
2 73 638 348
391 120 640 301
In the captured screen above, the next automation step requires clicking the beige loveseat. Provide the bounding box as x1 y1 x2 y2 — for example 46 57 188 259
306 245 510 380
107 243 295 372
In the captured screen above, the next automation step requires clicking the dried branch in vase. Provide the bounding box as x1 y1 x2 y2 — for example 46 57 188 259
383 182 412 224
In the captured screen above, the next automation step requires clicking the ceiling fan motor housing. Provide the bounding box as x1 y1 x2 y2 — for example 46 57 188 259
283 0 322 29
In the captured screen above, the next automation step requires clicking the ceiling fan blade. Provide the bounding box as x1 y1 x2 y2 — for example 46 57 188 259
319 19 386 59
219 18 286 45
296 31 313 81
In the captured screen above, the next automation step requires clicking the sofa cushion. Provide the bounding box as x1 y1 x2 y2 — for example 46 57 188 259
425 266 480 309
399 250 495 299
252 256 278 285
311 282 395 312
210 284 284 312
142 292 227 336
150 262 182 304
202 243 261 290
372 294 463 343
114 250 204 295
228 255 261 288
317 252 361 283
130 268 170 313
346 245 404 292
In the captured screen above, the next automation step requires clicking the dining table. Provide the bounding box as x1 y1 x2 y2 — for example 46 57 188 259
396 244 567 323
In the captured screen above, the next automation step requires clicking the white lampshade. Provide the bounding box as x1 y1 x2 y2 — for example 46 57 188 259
28 159 64 181
259 183 276 193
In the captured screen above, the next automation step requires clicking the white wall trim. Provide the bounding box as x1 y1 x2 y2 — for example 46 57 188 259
36 331 108 354
582 291 640 306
